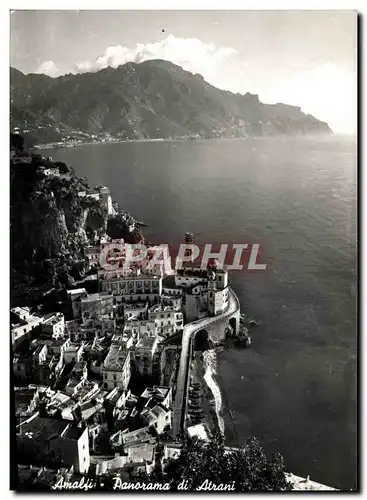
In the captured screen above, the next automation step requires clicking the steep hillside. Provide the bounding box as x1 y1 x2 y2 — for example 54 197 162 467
10 138 142 307
10 60 332 144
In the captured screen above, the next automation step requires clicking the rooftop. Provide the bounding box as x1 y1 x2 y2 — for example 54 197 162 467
67 288 87 296
141 386 171 401
104 346 130 371
64 343 82 352
128 443 155 464
32 345 46 357
187 423 209 441
18 416 83 442
14 387 38 413
81 292 113 303
121 426 154 447
124 301 148 310
135 337 159 351
149 304 179 313
141 403 169 424
11 306 31 316
72 361 87 372
43 312 64 325
98 271 161 282
62 425 85 441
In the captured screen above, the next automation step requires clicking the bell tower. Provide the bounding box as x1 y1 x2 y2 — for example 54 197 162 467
184 232 194 262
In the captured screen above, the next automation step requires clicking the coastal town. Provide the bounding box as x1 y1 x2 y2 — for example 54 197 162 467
9 9 356 492
10 139 339 492
11 141 253 488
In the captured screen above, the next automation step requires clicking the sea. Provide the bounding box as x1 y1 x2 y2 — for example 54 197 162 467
47 135 357 490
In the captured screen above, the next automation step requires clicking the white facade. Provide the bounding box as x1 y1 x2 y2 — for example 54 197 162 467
102 346 131 391
133 337 159 376
80 292 114 322
148 306 183 337
17 416 90 474
11 313 45 345
63 344 84 364
141 404 171 434
78 191 100 200
99 272 162 302
123 320 157 339
11 306 31 322
43 168 60 176
207 269 229 316
32 344 48 365
208 287 229 316
42 312 65 338
123 301 148 320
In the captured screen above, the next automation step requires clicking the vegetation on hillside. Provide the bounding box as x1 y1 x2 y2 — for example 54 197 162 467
10 60 332 145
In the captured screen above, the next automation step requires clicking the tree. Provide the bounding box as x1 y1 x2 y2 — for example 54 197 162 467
10 132 24 151
165 432 292 492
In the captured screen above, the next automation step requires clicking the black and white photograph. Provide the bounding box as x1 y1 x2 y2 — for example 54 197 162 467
9 8 357 492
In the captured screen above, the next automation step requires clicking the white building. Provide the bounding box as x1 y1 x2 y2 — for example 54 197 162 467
11 306 32 322
11 308 45 345
207 267 229 316
43 167 60 177
96 186 114 215
99 271 162 302
132 337 160 376
31 337 71 357
32 344 48 365
63 343 84 365
140 386 173 409
141 403 171 435
148 305 183 337
17 415 90 473
80 292 114 322
102 346 131 391
85 245 101 270
123 301 148 320
78 191 100 201
111 332 135 350
123 319 157 339
42 312 65 338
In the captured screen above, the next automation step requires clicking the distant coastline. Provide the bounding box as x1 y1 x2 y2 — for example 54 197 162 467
36 132 336 152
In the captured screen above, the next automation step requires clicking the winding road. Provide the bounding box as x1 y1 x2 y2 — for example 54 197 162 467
172 287 240 436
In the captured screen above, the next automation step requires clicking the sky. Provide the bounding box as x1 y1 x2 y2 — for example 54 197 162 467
10 10 357 134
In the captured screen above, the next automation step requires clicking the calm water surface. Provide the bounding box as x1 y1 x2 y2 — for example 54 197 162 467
48 136 357 490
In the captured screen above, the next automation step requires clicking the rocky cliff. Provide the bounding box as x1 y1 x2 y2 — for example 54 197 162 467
10 138 140 307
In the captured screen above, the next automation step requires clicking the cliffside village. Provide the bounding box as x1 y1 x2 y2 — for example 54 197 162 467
12 201 233 489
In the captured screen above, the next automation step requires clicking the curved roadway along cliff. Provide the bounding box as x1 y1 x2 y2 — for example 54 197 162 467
172 287 240 436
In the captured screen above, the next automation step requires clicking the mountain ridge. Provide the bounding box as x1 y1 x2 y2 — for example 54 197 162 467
10 60 332 145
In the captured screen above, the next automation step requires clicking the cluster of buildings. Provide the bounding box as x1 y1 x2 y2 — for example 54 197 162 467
12 230 231 488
